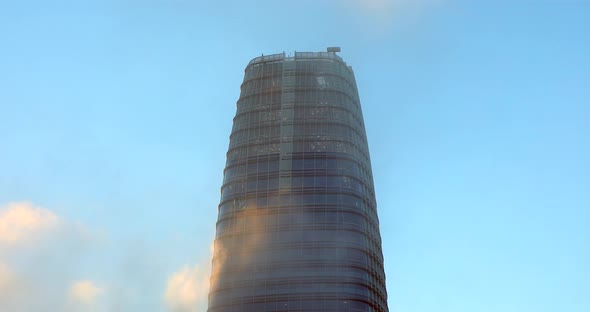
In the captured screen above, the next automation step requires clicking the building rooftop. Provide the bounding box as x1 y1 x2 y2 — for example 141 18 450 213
247 49 345 66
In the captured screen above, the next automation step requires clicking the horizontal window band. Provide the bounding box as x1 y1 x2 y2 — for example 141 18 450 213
236 87 360 110
232 103 364 128
240 72 357 95
208 293 384 311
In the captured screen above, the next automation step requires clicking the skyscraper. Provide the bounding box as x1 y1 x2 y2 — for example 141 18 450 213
209 49 388 312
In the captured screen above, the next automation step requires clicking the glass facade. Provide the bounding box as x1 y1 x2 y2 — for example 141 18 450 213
208 51 388 312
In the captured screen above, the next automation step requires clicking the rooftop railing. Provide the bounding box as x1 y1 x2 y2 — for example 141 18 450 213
247 51 345 66
294 51 343 62
247 52 286 66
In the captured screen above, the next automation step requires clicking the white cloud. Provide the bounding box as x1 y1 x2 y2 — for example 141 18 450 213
0 202 102 311
69 280 102 304
0 202 59 244
0 201 213 311
165 262 210 312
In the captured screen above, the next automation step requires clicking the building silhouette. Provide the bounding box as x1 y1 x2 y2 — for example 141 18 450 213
208 49 388 311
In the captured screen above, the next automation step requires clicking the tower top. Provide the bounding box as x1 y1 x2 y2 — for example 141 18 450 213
246 50 351 73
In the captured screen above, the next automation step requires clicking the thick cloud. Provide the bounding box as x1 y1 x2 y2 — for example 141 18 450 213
0 202 59 244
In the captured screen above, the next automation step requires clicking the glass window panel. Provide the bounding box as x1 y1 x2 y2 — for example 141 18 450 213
315 176 327 187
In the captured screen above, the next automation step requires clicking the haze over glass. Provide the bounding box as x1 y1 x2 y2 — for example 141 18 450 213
209 50 388 311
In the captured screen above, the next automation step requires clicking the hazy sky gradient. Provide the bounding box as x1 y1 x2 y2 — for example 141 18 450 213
1 0 589 311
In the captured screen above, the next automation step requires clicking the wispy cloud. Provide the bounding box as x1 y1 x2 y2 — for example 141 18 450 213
0 201 101 311
69 280 103 304
0 201 215 311
341 0 445 36
65 280 104 312
0 261 25 309
350 0 444 11
0 261 19 296
164 259 211 312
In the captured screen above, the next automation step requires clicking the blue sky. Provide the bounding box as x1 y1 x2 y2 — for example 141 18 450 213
0 0 588 311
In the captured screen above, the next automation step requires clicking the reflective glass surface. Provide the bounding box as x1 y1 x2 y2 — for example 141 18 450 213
209 52 388 312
